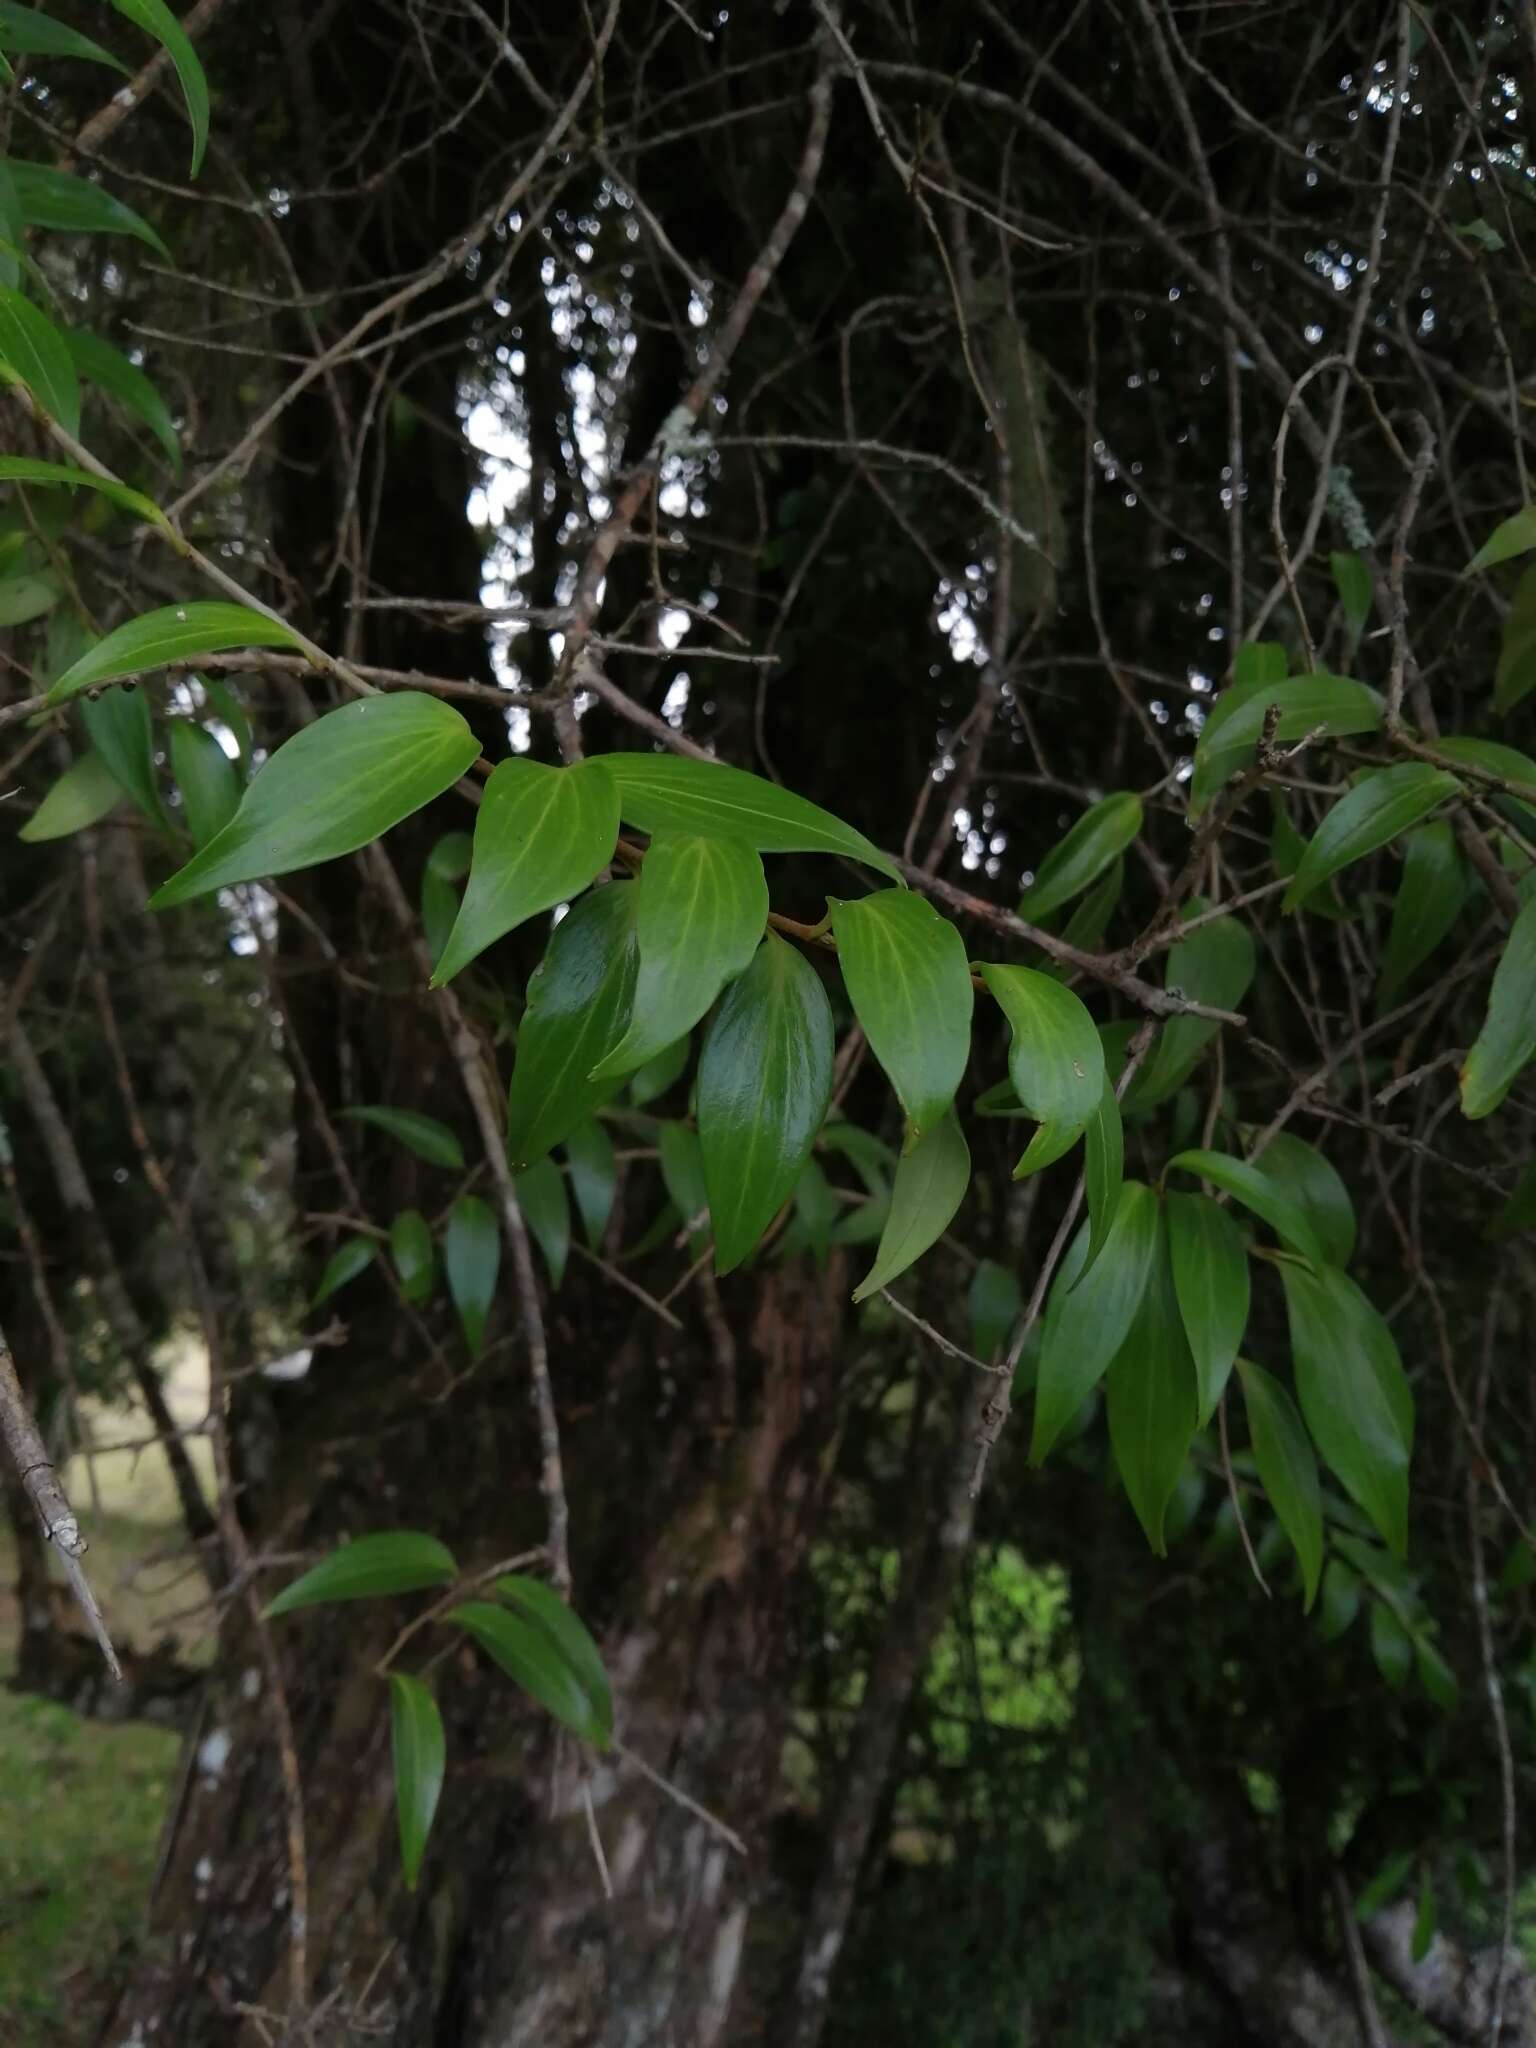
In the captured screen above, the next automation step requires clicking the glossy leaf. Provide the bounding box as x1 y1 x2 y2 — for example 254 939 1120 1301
169 718 239 847
1237 1359 1322 1608
448 1600 609 1748
493 1573 613 1747
151 693 479 908
1166 1149 1326 1268
0 3 129 70
338 1106 464 1170
1317 1559 1361 1641
1370 1599 1412 1688
1281 1261 1411 1559
1018 791 1143 922
628 1033 690 1108
697 935 834 1274
1494 564 1536 713
1190 673 1383 817
505 883 640 1170
1106 1217 1198 1556
1128 910 1255 1109
46 601 305 706
980 964 1103 1126
1079 1076 1124 1281
17 749 122 841
312 1234 377 1304
565 1120 616 1250
1031 1180 1160 1463
66 329 180 470
968 1258 1021 1364
0 284 79 434
514 1155 569 1287
1468 504 1536 574
1378 822 1466 1005
265 1531 456 1617
604 750 899 881
1166 1190 1249 1424
430 757 619 987
0 455 165 528
6 159 170 257
78 685 168 831
1284 764 1459 912
389 1208 434 1305
109 0 209 175
445 1194 498 1354
591 833 767 1078
1461 898 1536 1119
830 888 973 1143
1249 1132 1354 1267
852 1109 969 1302
388 1674 445 1892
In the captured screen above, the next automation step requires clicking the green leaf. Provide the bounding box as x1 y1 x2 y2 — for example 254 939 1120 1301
1031 1180 1160 1462
338 1106 464 1170
590 833 767 1079
628 1033 690 1108
0 285 79 434
493 1575 612 1746
448 1600 609 1748
1379 822 1467 1004
1487 1160 1536 1240
150 693 479 908
852 1109 969 1302
1317 1559 1361 1640
1080 1077 1124 1280
1461 898 1536 1119
1165 1149 1326 1267
1411 1868 1436 1963
820 1121 898 1194
390 1208 435 1306
1330 551 1372 643
1284 765 1460 912
0 4 130 71
829 889 973 1143
17 749 122 841
265 1531 456 1617
0 455 167 528
168 718 239 846
0 158 19 289
980 964 1104 1126
65 330 180 471
505 883 640 1171
514 1155 569 1287
1011 1118 1083 1178
6 159 171 258
1166 1191 1250 1424
1281 1262 1411 1558
604 750 899 881
1468 504 1536 574
0 568 60 625
445 1194 498 1353
1356 1848 1414 1918
1234 641 1288 686
1106 1218 1198 1556
1054 851 1123 957
697 935 834 1274
658 1119 710 1255
1018 791 1143 922
1237 1359 1323 1608
312 1234 377 1304
1190 673 1383 817
429 757 619 987
1415 1637 1458 1714
1128 909 1255 1109
968 1258 1021 1363
109 0 209 175
1248 1132 1355 1266
1495 564 1536 713
1432 736 1536 807
565 1120 616 1250
786 1157 838 1268
80 685 168 831
46 601 305 706
204 676 251 762
421 830 471 967
1370 1599 1413 1688
388 1675 445 1893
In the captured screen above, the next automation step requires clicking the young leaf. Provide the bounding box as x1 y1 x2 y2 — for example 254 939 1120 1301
1370 1599 1413 1688
448 1600 609 1748
1127 909 1255 1109
1460 898 1536 1119
339 1106 464 1170
0 285 79 434
1283 764 1459 912
604 750 900 881
493 1573 613 1747
505 883 640 1171
1247 1131 1354 1267
1166 1190 1249 1423
150 693 480 908
590 833 767 1078
388 1674 445 1892
852 1109 969 1302
1281 1262 1411 1559
1165 1149 1327 1268
980 964 1104 1126
968 1258 1021 1363
1468 504 1536 574
1378 821 1466 1005
429 756 619 987
313 1234 377 1304
564 1120 616 1250
109 0 209 175
1237 1359 1323 1609
46 601 305 706
445 1194 499 1354
1494 564 1536 714
1079 1076 1124 1281
390 1208 435 1305
264 1531 457 1617
697 935 834 1274
0 4 130 72
7 159 171 257
0 455 166 528
16 749 122 841
1031 1180 1160 1462
514 1155 570 1287
80 685 169 831
1106 1218 1198 1556
829 889 973 1143
65 330 180 471
1018 792 1143 923
1190 673 1383 817
168 718 239 847
1317 1559 1361 1641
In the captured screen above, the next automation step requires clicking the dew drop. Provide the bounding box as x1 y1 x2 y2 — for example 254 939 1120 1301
174 608 187 621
